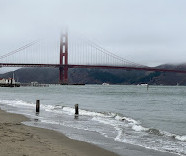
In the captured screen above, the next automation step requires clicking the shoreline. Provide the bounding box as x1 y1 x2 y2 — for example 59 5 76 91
0 107 179 156
0 109 119 156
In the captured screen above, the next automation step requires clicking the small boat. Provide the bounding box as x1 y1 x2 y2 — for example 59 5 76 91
102 82 109 85
140 84 148 86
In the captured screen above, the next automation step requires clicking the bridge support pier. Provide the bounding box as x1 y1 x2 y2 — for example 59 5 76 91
59 66 68 85
59 32 68 85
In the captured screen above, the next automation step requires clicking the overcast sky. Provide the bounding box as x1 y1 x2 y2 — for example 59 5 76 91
0 0 186 68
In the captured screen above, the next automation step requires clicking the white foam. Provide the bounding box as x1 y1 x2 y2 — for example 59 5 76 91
0 99 34 108
175 135 186 142
62 106 116 118
62 106 75 115
115 115 139 124
147 128 186 142
41 119 60 125
115 127 124 142
132 125 147 132
42 104 55 112
92 116 118 126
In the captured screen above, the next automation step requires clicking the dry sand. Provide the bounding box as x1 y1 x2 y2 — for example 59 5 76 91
0 109 118 156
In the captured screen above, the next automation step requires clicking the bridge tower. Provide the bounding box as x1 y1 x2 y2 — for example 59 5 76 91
59 32 68 84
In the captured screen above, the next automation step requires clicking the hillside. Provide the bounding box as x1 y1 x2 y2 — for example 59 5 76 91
1 64 186 85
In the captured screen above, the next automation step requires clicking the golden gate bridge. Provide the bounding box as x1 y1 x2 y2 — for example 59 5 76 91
0 32 186 84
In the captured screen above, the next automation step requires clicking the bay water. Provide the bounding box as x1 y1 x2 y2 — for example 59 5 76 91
0 85 186 156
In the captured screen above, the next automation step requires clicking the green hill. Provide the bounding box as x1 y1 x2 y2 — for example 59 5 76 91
1 64 186 85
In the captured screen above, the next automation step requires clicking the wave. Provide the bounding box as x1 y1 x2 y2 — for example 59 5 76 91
145 128 186 142
62 106 116 117
0 99 35 108
1 99 186 143
1 99 186 156
60 106 186 142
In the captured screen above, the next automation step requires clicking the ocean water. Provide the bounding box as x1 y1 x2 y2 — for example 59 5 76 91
0 85 186 156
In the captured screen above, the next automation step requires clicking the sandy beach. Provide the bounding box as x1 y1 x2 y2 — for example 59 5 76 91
0 109 118 156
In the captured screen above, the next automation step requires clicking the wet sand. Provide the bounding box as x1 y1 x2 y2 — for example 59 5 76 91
0 109 118 156
0 108 179 156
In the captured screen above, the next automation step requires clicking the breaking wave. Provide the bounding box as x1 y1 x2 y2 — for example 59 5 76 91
0 99 186 155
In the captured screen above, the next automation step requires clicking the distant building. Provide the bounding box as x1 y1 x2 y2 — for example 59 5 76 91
0 78 20 87
0 78 15 84
31 81 39 86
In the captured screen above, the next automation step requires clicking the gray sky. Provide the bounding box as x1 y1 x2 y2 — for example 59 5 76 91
0 0 186 68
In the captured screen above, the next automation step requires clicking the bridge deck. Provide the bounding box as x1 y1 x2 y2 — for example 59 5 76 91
1 63 186 74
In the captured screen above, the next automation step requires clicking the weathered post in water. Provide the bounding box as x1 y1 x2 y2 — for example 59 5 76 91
36 100 40 113
75 104 79 115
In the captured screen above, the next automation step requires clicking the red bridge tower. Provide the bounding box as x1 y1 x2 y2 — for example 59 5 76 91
59 32 68 84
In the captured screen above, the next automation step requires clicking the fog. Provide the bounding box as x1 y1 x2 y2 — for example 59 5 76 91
0 0 186 70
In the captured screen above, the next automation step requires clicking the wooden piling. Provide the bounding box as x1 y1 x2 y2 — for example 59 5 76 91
36 100 40 113
75 104 79 115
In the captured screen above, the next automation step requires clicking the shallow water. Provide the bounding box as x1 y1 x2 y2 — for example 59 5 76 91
0 85 186 156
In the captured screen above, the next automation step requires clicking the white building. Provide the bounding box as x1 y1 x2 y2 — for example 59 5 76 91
31 81 38 86
0 78 16 84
